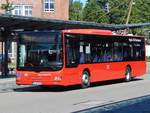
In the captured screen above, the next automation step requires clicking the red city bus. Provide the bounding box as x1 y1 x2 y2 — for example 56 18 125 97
16 29 146 88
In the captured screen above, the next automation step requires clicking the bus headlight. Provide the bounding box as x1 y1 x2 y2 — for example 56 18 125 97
54 76 62 81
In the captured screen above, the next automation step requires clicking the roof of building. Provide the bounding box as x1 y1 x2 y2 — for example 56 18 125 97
0 14 150 32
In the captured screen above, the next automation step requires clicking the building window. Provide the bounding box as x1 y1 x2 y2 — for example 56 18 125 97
44 0 55 12
24 6 32 16
13 5 22 15
12 5 32 16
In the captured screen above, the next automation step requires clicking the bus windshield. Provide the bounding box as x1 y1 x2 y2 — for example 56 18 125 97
17 31 63 71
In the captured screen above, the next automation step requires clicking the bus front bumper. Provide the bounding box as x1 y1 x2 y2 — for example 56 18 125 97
16 71 64 86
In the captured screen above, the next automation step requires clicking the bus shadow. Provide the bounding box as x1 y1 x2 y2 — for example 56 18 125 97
13 78 143 92
74 94 150 113
90 77 143 88
13 85 81 92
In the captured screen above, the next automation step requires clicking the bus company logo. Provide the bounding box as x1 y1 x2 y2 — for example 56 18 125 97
129 38 141 42
38 73 51 76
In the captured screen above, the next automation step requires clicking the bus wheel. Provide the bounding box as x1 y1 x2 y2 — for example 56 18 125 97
81 71 90 88
125 67 131 82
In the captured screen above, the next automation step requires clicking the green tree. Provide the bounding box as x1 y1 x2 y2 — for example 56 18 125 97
130 0 150 23
83 0 109 23
107 0 150 24
69 0 83 21
126 0 150 35
1 0 14 14
107 0 129 24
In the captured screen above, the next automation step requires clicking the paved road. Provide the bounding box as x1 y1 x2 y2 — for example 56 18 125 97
0 63 149 113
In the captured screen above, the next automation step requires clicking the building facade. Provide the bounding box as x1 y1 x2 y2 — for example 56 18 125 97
0 0 69 20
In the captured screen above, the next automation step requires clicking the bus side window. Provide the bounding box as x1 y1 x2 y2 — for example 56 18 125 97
79 40 92 64
123 43 133 61
113 42 123 61
85 44 91 63
133 42 145 61
79 45 85 63
91 41 103 63
103 43 113 62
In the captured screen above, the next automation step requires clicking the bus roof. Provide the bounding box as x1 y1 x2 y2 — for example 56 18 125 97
63 29 113 35
62 29 145 38
17 29 145 39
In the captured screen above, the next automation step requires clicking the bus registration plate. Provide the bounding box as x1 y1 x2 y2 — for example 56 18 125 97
32 82 42 85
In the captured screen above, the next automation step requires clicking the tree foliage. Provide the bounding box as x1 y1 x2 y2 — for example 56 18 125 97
108 0 150 24
130 0 150 23
69 0 83 21
82 0 109 23
108 0 129 24
69 0 150 35
1 0 14 12
69 0 150 24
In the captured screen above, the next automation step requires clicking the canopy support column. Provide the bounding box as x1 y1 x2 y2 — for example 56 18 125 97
1 30 11 77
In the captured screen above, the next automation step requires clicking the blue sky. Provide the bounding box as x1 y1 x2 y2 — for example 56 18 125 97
74 0 87 5
81 0 87 5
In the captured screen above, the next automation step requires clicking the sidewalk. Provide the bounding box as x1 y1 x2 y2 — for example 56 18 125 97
0 73 16 84
0 77 15 84
0 76 16 93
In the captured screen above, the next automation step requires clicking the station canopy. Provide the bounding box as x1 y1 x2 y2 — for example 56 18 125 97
0 14 150 32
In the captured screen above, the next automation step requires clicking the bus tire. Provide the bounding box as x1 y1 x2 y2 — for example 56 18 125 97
81 71 90 88
125 66 131 82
